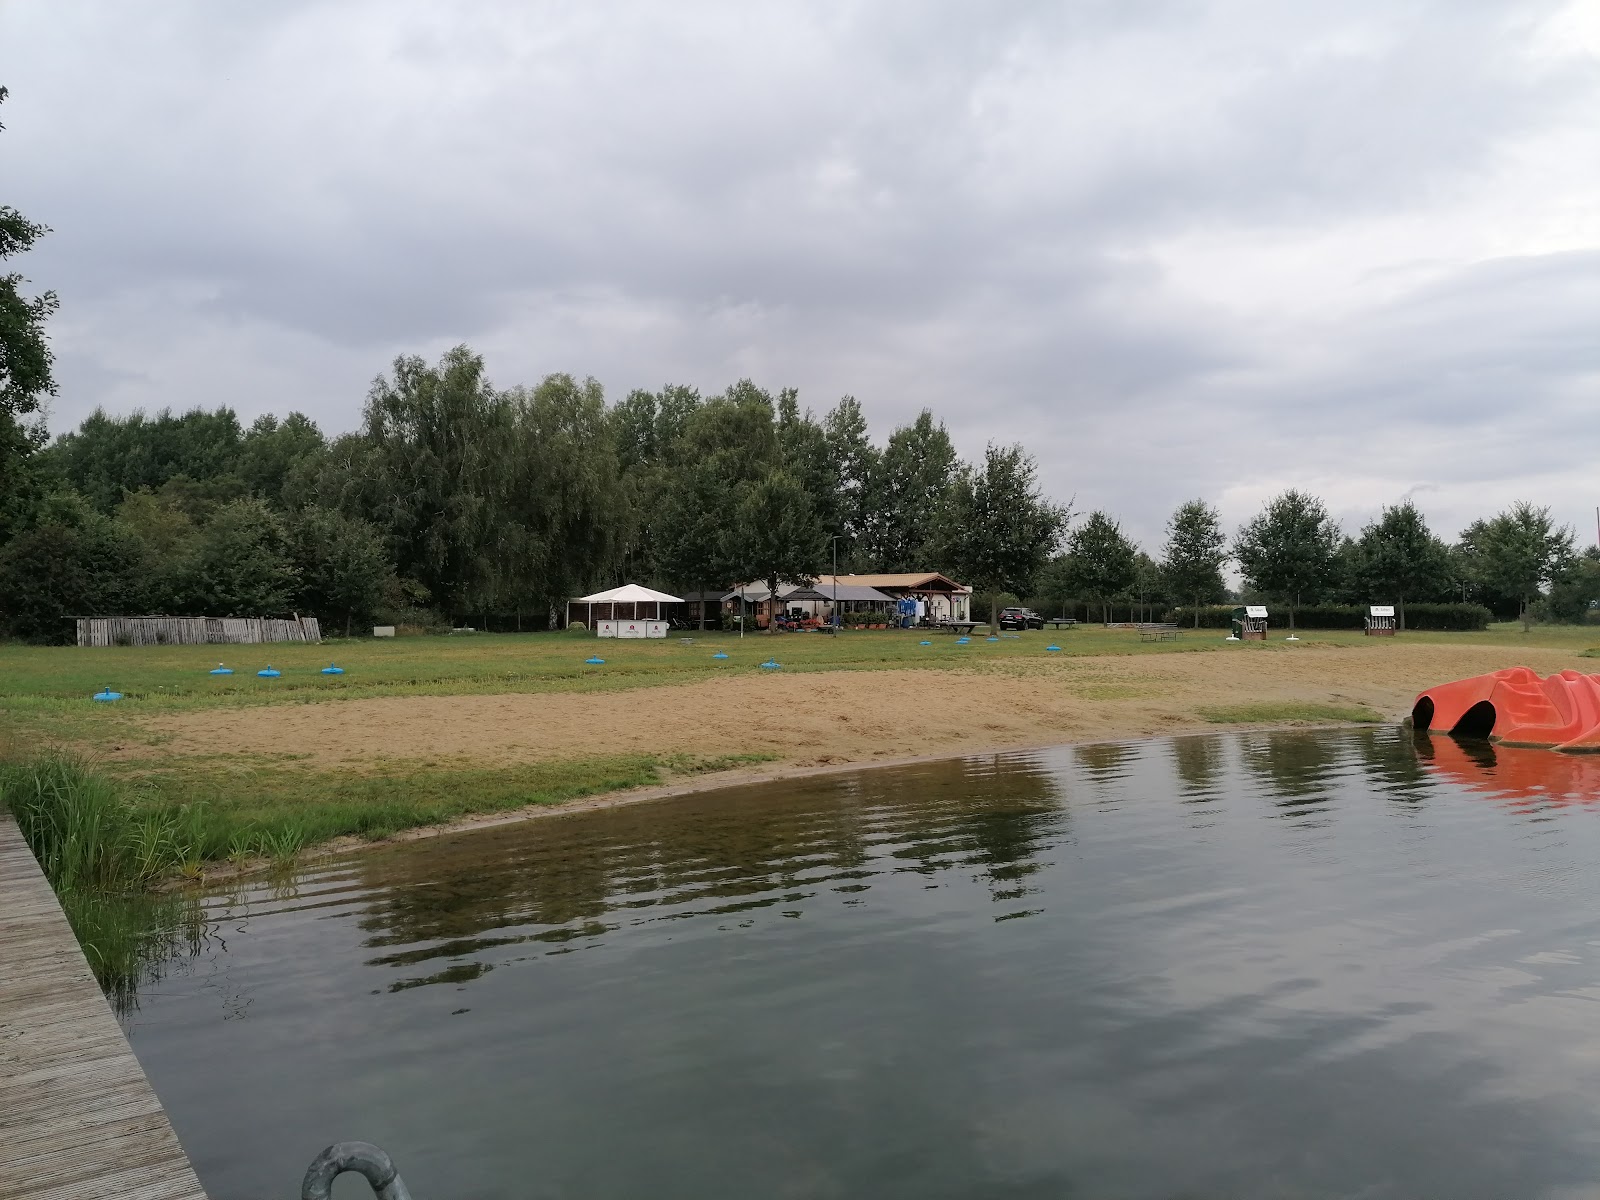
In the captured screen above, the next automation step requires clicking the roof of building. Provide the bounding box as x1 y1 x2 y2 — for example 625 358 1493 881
813 584 895 602
571 583 684 604
723 580 896 603
815 572 971 594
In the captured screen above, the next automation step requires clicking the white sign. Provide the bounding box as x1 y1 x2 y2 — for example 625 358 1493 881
644 620 667 638
372 625 396 638
619 621 646 638
1369 605 1395 617
596 620 618 638
1244 605 1268 619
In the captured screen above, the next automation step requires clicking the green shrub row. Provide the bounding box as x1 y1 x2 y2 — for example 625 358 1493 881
1166 603 1493 631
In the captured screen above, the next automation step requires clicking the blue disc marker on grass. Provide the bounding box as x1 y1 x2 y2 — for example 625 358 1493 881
760 658 781 669
1045 644 1061 653
321 664 345 675
209 663 233 675
712 651 729 660
585 655 606 665
92 686 122 702
919 640 931 646
986 635 1000 642
955 636 970 645
258 666 281 678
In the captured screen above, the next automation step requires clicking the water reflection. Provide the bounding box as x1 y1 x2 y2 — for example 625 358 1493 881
117 728 1600 1200
1414 729 1600 812
1171 732 1225 801
351 754 1067 980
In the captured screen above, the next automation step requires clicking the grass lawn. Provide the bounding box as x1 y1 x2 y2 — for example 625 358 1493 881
3 621 1597 885
6 621 1597 712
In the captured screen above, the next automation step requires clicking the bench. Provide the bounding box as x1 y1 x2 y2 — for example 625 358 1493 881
1137 623 1180 642
1044 618 1078 630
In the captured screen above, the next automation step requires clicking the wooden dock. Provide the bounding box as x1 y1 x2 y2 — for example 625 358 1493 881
0 815 208 1200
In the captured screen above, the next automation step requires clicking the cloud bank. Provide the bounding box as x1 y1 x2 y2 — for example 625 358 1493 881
4 0 1598 548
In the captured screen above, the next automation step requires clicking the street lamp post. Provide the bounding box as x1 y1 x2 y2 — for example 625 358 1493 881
830 535 841 634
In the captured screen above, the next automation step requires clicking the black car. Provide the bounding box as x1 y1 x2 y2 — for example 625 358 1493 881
998 606 1043 630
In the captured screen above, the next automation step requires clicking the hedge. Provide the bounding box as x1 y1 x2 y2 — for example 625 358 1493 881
1165 603 1492 631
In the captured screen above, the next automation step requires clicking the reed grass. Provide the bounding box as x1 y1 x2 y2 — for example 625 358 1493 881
1 749 759 997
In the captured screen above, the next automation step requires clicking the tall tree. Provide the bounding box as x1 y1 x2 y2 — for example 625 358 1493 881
1461 501 1575 631
777 389 844 551
1128 551 1165 623
936 444 1066 631
1545 546 1600 625
732 469 827 630
44 406 246 511
0 87 56 424
823 395 879 563
178 499 299 617
0 494 146 642
871 410 957 571
505 374 627 624
1351 500 1451 630
0 88 56 541
1161 500 1228 626
1233 489 1341 629
1063 511 1138 623
288 507 393 637
239 412 326 506
656 389 781 620
359 345 509 617
611 385 700 584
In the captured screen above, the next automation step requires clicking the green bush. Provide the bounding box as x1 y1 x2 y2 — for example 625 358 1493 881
1166 602 1492 631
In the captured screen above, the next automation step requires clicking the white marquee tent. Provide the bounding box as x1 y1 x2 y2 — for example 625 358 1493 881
567 584 684 636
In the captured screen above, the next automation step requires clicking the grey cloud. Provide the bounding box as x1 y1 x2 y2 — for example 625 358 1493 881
5 0 1598 550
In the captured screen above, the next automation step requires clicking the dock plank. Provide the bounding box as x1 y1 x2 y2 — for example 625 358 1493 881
0 816 208 1200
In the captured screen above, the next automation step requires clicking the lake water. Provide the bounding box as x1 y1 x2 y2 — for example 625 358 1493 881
124 727 1600 1200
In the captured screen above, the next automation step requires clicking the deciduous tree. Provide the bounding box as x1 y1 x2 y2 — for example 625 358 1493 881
1161 500 1227 626
1350 500 1452 630
936 444 1066 631
288 506 393 636
870 410 957 571
1461 501 1575 631
359 346 509 617
732 469 827 629
1233 490 1341 629
181 499 299 616
0 87 56 423
1063 511 1138 623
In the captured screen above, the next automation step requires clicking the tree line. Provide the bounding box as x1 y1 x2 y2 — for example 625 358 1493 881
0 346 1074 639
1039 490 1598 632
2 342 1594 641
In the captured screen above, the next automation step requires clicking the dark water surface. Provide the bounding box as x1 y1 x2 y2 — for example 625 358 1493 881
125 728 1600 1199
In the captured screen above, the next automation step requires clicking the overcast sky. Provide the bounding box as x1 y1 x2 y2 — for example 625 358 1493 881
4 1 1598 551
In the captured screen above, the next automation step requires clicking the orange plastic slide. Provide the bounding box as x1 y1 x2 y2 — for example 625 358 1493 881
1411 666 1600 751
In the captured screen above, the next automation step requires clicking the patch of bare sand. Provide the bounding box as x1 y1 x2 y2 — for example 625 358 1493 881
135 642 1584 772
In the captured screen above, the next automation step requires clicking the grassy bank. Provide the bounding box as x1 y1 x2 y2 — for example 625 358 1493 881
2 749 767 880
5 624 1596 754
0 748 769 995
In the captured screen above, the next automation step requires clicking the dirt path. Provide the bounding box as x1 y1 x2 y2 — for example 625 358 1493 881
136 643 1584 772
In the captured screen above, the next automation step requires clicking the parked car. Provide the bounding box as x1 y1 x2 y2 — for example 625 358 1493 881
998 606 1044 630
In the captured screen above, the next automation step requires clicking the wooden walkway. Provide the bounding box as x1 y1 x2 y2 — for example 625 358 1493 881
0 815 208 1200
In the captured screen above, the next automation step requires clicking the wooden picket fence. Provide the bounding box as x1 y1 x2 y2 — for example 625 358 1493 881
74 615 323 648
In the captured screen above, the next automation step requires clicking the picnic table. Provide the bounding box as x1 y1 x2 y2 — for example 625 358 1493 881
1137 622 1180 642
942 621 979 635
1044 617 1078 630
